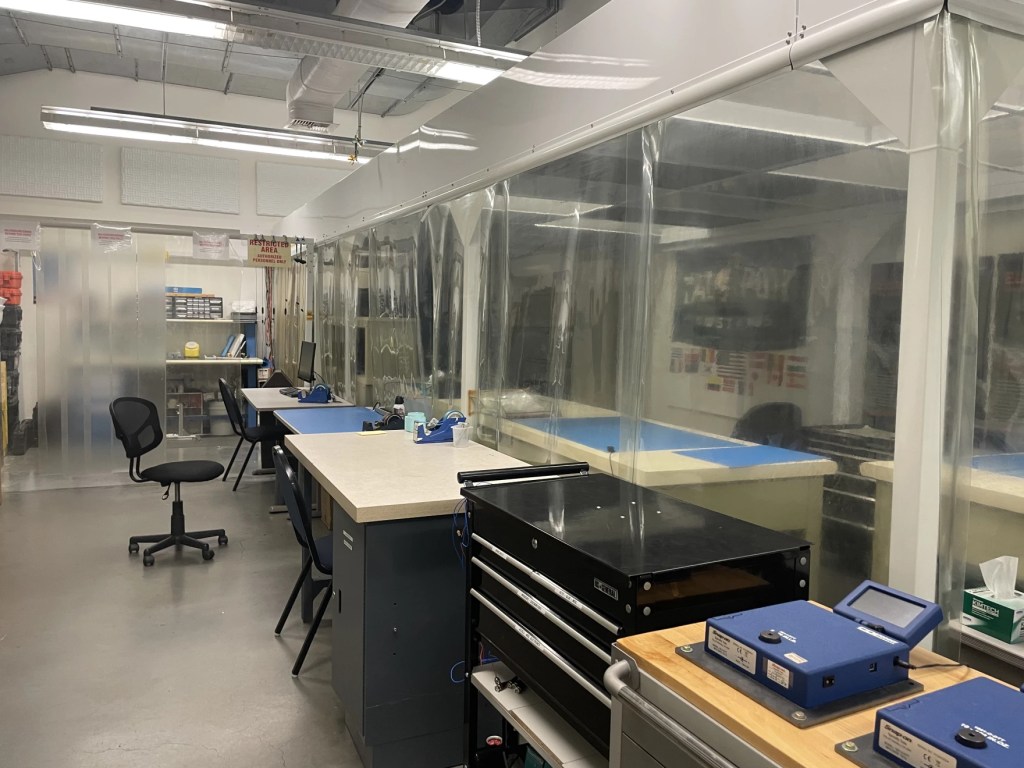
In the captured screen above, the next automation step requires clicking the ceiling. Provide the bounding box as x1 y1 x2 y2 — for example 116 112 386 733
0 0 555 118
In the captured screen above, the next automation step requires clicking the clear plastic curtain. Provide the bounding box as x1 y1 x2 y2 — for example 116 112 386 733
270 250 305 379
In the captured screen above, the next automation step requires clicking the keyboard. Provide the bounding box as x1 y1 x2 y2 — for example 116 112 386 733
279 387 301 397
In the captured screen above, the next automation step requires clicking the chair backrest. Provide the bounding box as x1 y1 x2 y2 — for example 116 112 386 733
272 445 330 574
731 402 804 449
218 378 245 438
262 370 293 388
110 397 163 459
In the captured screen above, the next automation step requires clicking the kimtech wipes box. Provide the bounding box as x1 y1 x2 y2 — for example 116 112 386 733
962 587 1024 644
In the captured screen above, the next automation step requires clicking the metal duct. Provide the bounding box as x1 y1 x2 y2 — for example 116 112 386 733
285 0 429 130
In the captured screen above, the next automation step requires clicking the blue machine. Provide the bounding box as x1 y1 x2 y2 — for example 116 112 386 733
874 678 1021 768
705 581 942 709
414 410 466 444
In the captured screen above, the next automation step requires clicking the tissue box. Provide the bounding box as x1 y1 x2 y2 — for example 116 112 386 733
962 587 1024 643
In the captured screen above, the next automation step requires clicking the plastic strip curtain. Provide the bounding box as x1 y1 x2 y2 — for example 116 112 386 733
934 13 1024 655
475 133 644 470
34 225 164 482
270 245 306 379
313 203 466 414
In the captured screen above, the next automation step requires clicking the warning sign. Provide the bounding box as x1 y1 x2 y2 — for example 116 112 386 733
247 237 291 268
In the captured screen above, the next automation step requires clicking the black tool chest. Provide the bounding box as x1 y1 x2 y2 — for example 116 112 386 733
459 464 811 762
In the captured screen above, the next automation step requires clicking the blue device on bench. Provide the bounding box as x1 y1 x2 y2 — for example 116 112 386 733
414 410 466 444
874 677 1022 768
704 580 942 710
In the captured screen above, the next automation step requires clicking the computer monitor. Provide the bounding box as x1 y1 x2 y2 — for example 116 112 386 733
297 341 316 385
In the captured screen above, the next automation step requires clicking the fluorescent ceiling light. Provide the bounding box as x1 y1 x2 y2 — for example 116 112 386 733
433 61 505 85
42 107 377 164
0 0 229 39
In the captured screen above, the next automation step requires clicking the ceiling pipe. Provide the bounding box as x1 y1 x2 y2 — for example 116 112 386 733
285 0 434 131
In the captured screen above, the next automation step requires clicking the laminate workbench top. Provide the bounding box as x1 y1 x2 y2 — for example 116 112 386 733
616 620 986 768
284 431 528 524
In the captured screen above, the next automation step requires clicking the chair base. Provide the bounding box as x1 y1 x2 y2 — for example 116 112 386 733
128 492 227 566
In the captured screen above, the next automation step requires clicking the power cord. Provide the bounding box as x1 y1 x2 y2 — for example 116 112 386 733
894 659 964 670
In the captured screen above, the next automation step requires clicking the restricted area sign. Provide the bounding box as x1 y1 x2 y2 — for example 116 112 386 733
247 237 291 268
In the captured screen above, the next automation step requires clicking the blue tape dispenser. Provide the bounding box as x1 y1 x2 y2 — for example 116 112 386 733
415 410 466 443
297 384 331 404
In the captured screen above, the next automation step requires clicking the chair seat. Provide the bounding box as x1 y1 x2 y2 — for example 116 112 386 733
312 534 333 573
141 460 225 485
242 423 289 442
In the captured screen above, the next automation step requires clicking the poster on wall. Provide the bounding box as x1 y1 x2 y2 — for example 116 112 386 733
0 220 41 251
246 237 291 268
672 238 812 351
192 230 232 261
91 224 133 254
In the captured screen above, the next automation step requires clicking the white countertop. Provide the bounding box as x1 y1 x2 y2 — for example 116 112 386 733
861 460 1024 515
284 431 528 524
239 386 353 412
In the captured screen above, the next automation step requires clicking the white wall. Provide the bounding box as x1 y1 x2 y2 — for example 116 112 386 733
0 70 464 234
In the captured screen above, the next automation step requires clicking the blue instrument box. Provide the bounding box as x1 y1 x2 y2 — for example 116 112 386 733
705 581 942 709
874 678 1021 768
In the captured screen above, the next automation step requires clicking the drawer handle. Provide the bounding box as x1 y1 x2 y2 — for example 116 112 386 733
605 660 742 768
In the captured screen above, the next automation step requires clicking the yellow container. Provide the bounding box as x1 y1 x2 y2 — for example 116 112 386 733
184 341 200 358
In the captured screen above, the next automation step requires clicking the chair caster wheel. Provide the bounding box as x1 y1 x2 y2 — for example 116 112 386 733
143 554 155 567
129 542 140 555
202 548 215 561
218 535 228 546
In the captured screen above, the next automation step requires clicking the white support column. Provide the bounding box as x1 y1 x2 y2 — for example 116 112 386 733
889 145 960 598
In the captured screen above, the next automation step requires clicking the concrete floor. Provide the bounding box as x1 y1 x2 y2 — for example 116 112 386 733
0 475 363 768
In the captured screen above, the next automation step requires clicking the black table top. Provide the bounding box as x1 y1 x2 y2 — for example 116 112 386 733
463 473 808 578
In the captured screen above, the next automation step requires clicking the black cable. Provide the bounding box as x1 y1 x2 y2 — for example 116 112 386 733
895 659 964 670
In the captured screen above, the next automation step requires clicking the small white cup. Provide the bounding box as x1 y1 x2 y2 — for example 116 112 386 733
451 423 470 448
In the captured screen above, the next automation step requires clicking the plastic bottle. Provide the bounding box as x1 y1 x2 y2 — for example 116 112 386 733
393 395 406 418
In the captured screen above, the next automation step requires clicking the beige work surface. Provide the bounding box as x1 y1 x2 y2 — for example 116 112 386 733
239 386 353 412
617 622 988 768
862 459 1024 515
284 431 528 524
489 416 836 487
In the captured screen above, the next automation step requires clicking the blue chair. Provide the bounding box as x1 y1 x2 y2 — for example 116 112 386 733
272 445 333 676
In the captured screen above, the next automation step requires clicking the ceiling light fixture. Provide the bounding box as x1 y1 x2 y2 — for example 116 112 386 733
0 0 229 40
4 0 527 86
41 107 383 164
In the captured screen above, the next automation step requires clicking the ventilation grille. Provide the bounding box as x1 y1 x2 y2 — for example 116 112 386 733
287 119 332 133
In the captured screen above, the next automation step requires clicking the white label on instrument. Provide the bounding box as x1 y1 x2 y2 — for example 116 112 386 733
877 720 957 768
707 628 756 674
765 660 791 688
858 626 900 645
784 652 808 665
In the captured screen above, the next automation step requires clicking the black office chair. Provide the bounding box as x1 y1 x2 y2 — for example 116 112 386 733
272 445 333 677
262 370 292 389
732 402 804 449
219 378 288 492
109 397 228 567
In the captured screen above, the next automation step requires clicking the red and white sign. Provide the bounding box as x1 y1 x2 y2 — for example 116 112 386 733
91 224 133 253
247 237 291 268
0 220 41 251
193 230 231 261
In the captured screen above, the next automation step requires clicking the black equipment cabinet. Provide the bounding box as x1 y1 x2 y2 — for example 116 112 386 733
460 465 812 764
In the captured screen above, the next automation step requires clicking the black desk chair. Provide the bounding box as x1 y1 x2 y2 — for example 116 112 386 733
732 402 804 449
219 377 288 492
272 445 332 677
109 397 227 567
